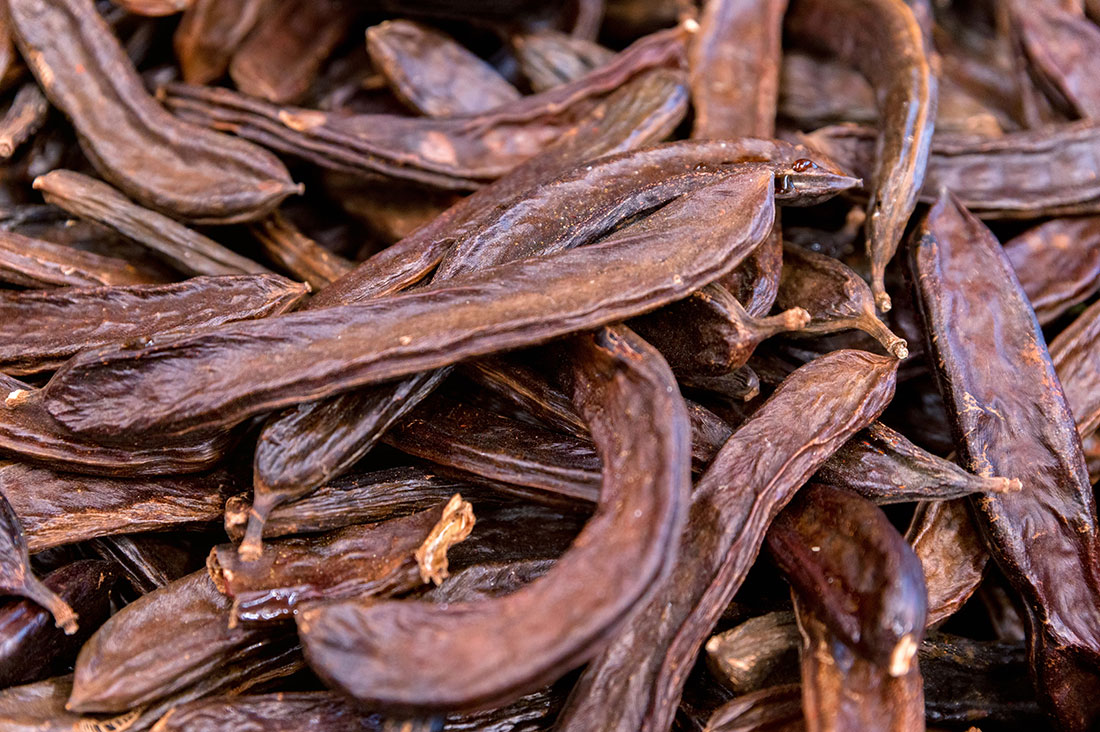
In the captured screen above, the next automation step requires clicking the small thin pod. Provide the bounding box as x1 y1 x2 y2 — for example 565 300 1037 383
34 171 274 277
787 0 936 311
776 243 908 358
816 422 1021 504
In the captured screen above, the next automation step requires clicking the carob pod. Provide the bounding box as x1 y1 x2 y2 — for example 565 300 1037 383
815 421 1021 504
0 559 116 687
298 326 692 712
229 0 355 105
0 373 234 477
173 0 270 84
0 82 47 160
555 349 898 732
704 683 804 732
512 30 614 92
803 121 1100 217
689 0 787 140
1049 297 1100 439
163 27 690 189
0 640 303 732
223 466 485 543
904 200 1100 631
383 397 601 503
89 535 192 595
766 484 927 673
67 569 292 713
0 274 307 375
631 283 810 377
1003 216 1100 325
305 68 691 308
776 242 908 359
0 461 241 553
1006 0 1100 119
367 20 521 117
249 211 353 291
33 170 274 277
8 0 299 223
787 0 936 312
0 229 162 289
792 597 924 732
911 192 1100 730
208 496 474 626
705 611 801 695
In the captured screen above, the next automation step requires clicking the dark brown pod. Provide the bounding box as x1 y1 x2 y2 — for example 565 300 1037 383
704 683 804 732
556 350 898 732
208 497 474 626
304 69 691 309
0 82 47 160
793 598 924 732
512 30 614 92
250 212 353 291
803 121 1100 218
0 559 116 687
766 484 926 671
173 0 270 84
0 274 307 375
163 27 689 190
631 283 810 377
911 192 1100 730
776 243 908 359
787 0 936 311
224 467 481 543
88 535 194 595
815 421 1021 504
33 171 273 277
367 20 521 117
384 397 600 503
689 0 786 139
229 0 355 105
0 461 241 553
705 612 801 695
9 0 298 223
0 641 303 732
298 326 691 712
1008 0 1100 119
68 570 289 713
0 229 162 289
1050 297 1100 439
0 372 233 477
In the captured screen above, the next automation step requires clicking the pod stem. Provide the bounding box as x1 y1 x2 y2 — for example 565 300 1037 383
237 491 276 562
859 311 909 360
19 575 78 635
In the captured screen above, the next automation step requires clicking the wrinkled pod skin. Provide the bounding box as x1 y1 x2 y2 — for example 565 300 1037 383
911 193 1100 731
